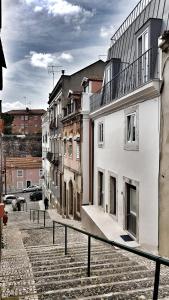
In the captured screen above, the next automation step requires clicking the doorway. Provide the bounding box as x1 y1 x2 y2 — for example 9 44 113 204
27 180 31 188
69 180 73 216
98 171 104 207
126 183 137 237
110 176 116 216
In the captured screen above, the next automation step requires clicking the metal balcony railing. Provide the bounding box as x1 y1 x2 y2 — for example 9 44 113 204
90 48 159 112
111 0 151 44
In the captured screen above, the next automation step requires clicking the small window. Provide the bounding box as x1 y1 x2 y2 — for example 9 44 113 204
39 169 43 177
35 124 38 128
127 113 136 143
21 116 24 120
76 143 80 160
98 122 104 147
17 170 23 177
68 143 72 157
25 116 29 121
124 106 139 151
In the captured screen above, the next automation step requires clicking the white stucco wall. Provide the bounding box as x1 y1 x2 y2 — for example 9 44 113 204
93 97 160 251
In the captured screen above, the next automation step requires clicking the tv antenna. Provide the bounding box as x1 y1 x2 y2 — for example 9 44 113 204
48 65 63 88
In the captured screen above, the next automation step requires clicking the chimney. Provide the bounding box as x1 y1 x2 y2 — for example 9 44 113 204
62 70 65 75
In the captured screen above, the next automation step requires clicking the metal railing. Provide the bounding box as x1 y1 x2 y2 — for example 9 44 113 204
90 48 159 112
30 209 47 227
52 220 169 300
111 0 151 44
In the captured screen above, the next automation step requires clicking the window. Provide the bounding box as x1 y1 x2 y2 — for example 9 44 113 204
17 170 23 177
21 116 24 120
98 122 104 147
64 141 67 156
35 124 38 128
39 169 43 177
127 113 136 143
25 116 29 121
68 143 72 157
34 116 38 120
124 106 139 151
110 176 117 216
76 143 80 160
137 28 149 84
84 84 89 93
17 181 23 189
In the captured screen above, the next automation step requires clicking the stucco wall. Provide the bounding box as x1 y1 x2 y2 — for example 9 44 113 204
93 98 160 251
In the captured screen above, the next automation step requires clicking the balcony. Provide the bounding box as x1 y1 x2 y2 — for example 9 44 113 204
90 48 159 112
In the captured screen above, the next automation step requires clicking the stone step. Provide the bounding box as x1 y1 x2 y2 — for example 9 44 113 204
33 260 140 276
34 270 154 293
36 276 169 300
27 247 116 259
30 252 124 266
79 285 169 300
33 264 147 282
31 256 130 271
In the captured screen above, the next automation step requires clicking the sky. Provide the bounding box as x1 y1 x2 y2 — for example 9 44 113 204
1 0 139 112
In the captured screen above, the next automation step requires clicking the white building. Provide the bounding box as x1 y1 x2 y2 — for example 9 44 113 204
42 110 51 201
82 0 169 254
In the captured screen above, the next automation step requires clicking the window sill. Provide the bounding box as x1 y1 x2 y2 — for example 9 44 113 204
124 142 139 151
98 142 104 148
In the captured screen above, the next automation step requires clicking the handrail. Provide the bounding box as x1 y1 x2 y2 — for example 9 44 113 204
52 219 169 300
111 0 151 44
30 209 46 227
29 210 169 299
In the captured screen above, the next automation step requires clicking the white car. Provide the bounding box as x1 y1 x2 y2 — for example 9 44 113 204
3 195 26 205
3 195 17 204
22 185 41 193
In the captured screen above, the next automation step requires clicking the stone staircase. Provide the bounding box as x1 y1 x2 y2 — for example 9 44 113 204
1 214 169 299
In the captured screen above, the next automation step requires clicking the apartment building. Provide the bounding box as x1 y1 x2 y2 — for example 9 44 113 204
7 108 45 135
82 0 169 254
46 60 105 215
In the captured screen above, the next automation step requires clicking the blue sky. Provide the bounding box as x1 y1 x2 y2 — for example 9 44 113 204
1 0 138 111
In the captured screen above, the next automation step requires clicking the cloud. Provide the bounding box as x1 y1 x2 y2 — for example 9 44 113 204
2 101 25 112
47 0 81 16
28 51 74 68
58 52 73 62
30 51 55 68
34 6 43 12
100 26 116 38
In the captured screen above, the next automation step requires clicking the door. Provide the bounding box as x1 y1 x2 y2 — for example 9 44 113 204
27 180 31 188
126 183 137 237
110 176 116 215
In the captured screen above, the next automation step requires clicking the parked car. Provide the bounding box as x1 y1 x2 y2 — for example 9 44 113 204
3 195 26 205
30 191 42 201
23 185 41 193
3 195 17 204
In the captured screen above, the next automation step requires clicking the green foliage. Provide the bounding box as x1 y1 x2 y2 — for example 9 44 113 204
1 113 14 135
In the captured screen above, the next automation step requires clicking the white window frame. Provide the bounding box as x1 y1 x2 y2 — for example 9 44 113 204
17 170 23 177
98 121 104 148
124 106 139 151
